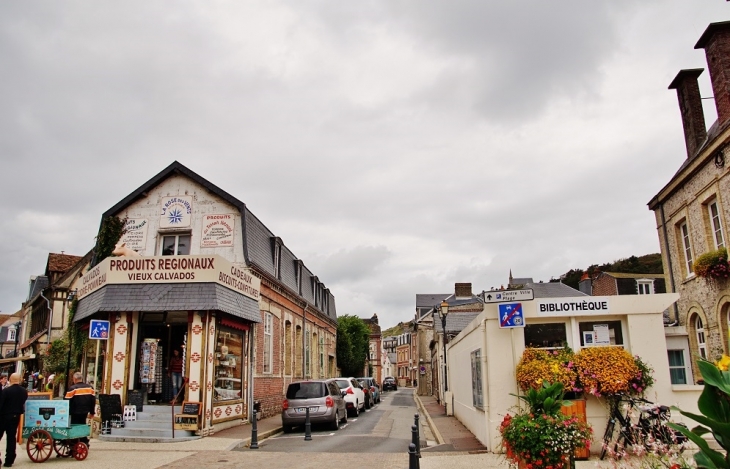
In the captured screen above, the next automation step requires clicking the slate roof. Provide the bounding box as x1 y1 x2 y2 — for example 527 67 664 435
96 161 336 322
416 294 450 308
510 277 534 286
27 276 49 302
46 253 84 275
524 282 586 298
600 272 666 279
75 283 261 324
433 312 480 334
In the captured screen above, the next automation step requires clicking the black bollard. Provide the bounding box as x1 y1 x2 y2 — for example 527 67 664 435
414 414 421 457
304 407 312 441
408 443 420 469
250 409 259 449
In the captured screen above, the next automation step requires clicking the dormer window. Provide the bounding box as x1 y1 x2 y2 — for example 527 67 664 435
161 234 191 256
274 243 281 279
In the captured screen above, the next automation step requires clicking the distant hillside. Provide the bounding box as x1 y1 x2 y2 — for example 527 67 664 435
382 321 414 338
552 254 663 291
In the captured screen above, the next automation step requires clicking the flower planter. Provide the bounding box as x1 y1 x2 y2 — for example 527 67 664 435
561 399 590 460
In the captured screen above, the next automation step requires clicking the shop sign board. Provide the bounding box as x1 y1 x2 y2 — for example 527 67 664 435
119 219 148 253
201 214 235 247
76 254 261 302
484 289 533 304
499 303 525 328
536 297 611 317
160 196 192 228
89 320 110 340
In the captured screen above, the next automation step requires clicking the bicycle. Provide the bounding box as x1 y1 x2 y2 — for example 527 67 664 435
599 395 687 460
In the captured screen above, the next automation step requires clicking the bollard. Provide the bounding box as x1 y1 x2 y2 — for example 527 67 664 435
411 425 419 460
250 409 259 449
408 443 420 469
304 407 312 441
414 414 421 457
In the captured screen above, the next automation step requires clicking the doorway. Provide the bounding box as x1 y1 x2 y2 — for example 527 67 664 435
136 312 188 404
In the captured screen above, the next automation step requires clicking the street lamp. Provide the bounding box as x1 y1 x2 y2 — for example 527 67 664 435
437 300 449 393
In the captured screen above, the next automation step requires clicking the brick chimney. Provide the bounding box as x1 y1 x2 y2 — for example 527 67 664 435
454 283 472 298
668 69 707 158
695 21 730 129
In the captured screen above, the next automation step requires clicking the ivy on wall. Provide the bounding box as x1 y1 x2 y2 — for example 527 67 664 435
92 215 127 267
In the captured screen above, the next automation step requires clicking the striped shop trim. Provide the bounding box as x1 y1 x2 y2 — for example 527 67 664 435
65 387 95 399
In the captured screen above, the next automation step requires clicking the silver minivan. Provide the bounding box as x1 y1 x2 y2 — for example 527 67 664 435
282 379 347 432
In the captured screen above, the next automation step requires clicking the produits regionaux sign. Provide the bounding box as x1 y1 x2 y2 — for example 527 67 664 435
76 254 261 302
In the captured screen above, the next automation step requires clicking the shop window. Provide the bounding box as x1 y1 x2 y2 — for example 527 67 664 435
471 349 483 409
214 328 243 402
263 313 272 374
161 234 191 256
84 339 107 393
579 321 623 347
524 323 567 349
667 349 688 384
319 336 325 377
696 316 707 360
637 280 653 294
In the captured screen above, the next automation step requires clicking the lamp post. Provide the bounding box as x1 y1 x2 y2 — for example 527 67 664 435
437 300 449 393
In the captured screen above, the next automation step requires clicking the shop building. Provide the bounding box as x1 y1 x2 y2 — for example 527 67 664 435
72 161 337 435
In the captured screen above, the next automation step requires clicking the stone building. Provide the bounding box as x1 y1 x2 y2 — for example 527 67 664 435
579 272 667 297
361 314 382 383
648 21 730 383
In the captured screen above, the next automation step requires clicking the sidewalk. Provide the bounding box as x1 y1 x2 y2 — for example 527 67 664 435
413 393 487 452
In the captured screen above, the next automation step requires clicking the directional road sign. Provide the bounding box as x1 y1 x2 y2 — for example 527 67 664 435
484 289 534 304
89 320 110 340
499 303 525 328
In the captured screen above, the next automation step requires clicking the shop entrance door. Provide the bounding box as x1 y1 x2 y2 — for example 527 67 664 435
136 312 188 404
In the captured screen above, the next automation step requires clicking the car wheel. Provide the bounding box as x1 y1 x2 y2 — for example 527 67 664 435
341 409 348 424
330 411 340 431
365 396 371 410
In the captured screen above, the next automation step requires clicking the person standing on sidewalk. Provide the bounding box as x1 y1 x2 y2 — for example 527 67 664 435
168 349 184 403
0 373 28 467
65 372 95 447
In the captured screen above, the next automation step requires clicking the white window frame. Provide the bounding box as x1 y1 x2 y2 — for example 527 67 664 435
273 244 281 279
263 313 273 374
680 221 694 276
709 200 725 249
667 349 689 385
637 280 653 295
471 349 483 409
7 328 16 343
696 316 707 360
160 233 191 256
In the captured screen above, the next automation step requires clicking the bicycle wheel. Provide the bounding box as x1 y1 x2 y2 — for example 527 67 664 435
600 419 616 460
613 432 627 460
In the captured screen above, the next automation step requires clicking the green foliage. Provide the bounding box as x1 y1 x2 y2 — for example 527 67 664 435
381 321 413 338
669 358 730 468
693 247 730 280
512 381 568 416
552 254 664 290
41 338 74 375
92 215 127 267
336 315 370 377
66 298 88 361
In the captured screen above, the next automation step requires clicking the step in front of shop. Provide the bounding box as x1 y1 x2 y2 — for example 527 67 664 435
98 405 201 443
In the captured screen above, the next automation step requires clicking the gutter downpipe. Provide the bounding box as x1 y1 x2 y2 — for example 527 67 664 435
660 203 680 323
41 289 53 345
482 316 490 451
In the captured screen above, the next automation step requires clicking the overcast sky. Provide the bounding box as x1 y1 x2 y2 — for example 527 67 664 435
0 1 727 329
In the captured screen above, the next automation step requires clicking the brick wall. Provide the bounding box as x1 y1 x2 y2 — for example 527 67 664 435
591 275 617 296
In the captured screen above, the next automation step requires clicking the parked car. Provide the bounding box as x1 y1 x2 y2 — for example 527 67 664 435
282 379 347 432
356 377 380 406
334 377 366 417
383 376 397 391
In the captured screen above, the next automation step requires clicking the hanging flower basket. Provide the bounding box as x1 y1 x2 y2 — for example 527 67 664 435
693 247 730 280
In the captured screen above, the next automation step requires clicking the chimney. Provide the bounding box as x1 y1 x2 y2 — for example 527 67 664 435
578 272 592 296
455 283 472 298
668 69 707 158
696 21 730 128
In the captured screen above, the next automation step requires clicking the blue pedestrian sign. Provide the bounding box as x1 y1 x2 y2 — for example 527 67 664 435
499 303 525 328
89 320 110 339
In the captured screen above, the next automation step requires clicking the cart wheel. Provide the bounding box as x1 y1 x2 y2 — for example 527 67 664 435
53 439 73 458
72 441 89 461
26 429 53 463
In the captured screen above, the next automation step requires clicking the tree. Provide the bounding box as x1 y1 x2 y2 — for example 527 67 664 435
336 315 370 377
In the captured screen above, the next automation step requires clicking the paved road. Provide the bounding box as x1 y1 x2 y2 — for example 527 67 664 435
234 388 419 453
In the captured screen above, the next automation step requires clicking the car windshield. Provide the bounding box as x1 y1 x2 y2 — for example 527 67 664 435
286 382 325 399
335 380 350 390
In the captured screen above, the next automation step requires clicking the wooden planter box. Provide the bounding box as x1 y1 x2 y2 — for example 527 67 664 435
561 399 590 460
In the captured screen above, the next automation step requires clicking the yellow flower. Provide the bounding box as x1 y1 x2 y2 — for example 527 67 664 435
716 355 730 371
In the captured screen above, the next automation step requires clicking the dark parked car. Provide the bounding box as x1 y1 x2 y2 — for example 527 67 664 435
282 379 347 432
383 376 397 391
356 377 380 406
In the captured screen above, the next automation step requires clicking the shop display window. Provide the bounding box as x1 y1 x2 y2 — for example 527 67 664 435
214 328 243 402
524 323 567 349
83 339 108 393
578 320 623 347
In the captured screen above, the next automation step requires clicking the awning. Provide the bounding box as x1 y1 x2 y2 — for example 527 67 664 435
219 316 251 332
0 356 35 365
75 283 261 324
18 330 46 350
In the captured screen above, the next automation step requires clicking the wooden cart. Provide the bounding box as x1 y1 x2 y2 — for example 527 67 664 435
23 401 90 463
